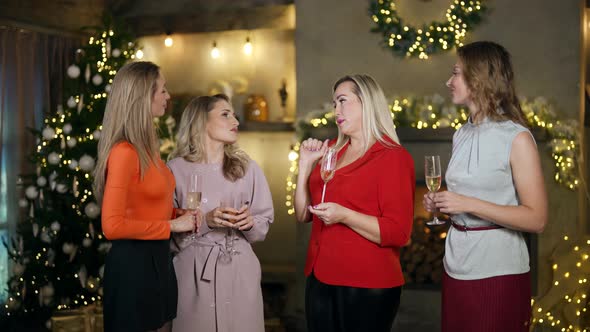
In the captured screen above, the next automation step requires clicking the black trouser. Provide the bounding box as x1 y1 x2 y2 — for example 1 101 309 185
305 273 401 332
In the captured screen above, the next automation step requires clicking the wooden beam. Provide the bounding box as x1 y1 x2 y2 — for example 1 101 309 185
124 4 295 36
0 0 104 35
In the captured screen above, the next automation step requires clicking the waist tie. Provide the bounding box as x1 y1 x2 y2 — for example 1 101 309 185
182 238 227 282
451 220 503 232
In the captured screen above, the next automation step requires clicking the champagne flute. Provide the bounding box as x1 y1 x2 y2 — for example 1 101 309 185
425 155 445 225
185 173 202 240
220 192 247 256
320 148 337 203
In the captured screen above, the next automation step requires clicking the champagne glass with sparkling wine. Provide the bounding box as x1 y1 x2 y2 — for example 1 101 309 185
320 148 338 203
425 155 445 225
185 173 202 240
220 192 248 256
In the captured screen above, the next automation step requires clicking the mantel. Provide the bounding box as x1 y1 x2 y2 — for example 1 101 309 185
304 126 549 143
240 121 294 132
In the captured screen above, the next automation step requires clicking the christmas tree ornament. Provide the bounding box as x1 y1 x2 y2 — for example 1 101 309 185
78 266 88 287
40 230 51 244
29 204 34 218
66 138 77 148
82 237 92 248
62 123 72 134
98 242 112 254
56 104 64 115
84 64 91 83
42 127 56 140
50 221 60 232
73 176 79 197
67 96 77 109
41 284 54 299
13 263 25 276
105 84 112 93
112 48 121 57
32 223 39 237
18 236 24 253
68 159 78 170
36 176 47 187
62 242 75 255
77 94 84 113
84 202 100 219
47 249 55 265
92 74 103 86
25 185 39 199
18 198 28 208
48 152 61 165
99 265 105 278
60 136 66 150
106 38 112 56
38 190 45 206
56 183 68 193
67 64 81 79
88 222 96 238
92 129 101 140
79 155 96 171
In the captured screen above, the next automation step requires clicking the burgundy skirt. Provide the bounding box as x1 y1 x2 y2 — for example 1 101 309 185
442 271 531 332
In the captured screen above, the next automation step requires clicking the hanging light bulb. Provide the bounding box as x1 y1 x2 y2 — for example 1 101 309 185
243 37 253 56
211 41 220 59
135 49 144 59
164 32 173 47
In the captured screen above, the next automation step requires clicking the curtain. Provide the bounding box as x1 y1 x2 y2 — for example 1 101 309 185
0 26 79 301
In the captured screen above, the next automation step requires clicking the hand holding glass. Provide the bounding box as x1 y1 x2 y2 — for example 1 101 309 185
425 155 444 225
320 148 337 203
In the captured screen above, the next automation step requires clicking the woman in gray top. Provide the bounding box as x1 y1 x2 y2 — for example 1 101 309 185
423 41 548 332
167 94 274 332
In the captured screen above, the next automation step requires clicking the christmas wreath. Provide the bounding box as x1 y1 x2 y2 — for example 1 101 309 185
369 0 487 59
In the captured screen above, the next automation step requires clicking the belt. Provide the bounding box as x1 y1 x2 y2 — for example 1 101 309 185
451 220 503 232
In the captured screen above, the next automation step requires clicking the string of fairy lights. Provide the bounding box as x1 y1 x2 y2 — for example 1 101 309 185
285 96 580 215
369 0 487 59
531 235 590 331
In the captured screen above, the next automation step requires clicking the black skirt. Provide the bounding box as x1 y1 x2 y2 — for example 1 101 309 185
103 239 177 332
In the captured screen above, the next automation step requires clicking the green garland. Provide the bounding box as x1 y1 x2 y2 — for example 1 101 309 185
369 0 487 59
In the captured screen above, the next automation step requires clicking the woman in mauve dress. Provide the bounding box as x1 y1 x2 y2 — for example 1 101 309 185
167 94 274 332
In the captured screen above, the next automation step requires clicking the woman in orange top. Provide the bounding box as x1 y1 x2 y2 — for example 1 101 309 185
294 74 415 332
94 61 197 332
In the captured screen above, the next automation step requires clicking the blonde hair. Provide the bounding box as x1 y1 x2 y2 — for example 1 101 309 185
94 61 162 202
168 94 250 182
457 41 527 126
332 74 400 154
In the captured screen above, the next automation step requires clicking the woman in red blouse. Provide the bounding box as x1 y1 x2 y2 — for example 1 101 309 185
294 74 415 332
94 61 197 332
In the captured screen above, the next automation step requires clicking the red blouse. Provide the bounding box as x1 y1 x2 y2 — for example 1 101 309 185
304 138 415 288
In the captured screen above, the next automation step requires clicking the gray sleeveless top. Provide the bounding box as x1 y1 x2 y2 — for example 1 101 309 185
444 117 531 280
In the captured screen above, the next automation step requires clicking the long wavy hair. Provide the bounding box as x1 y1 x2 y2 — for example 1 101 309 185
168 94 250 182
332 74 400 154
94 61 162 202
457 41 527 126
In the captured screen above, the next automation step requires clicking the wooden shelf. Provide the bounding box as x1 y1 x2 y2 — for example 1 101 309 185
240 121 294 132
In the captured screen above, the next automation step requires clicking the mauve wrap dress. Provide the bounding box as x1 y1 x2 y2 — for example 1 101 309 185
167 157 274 332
